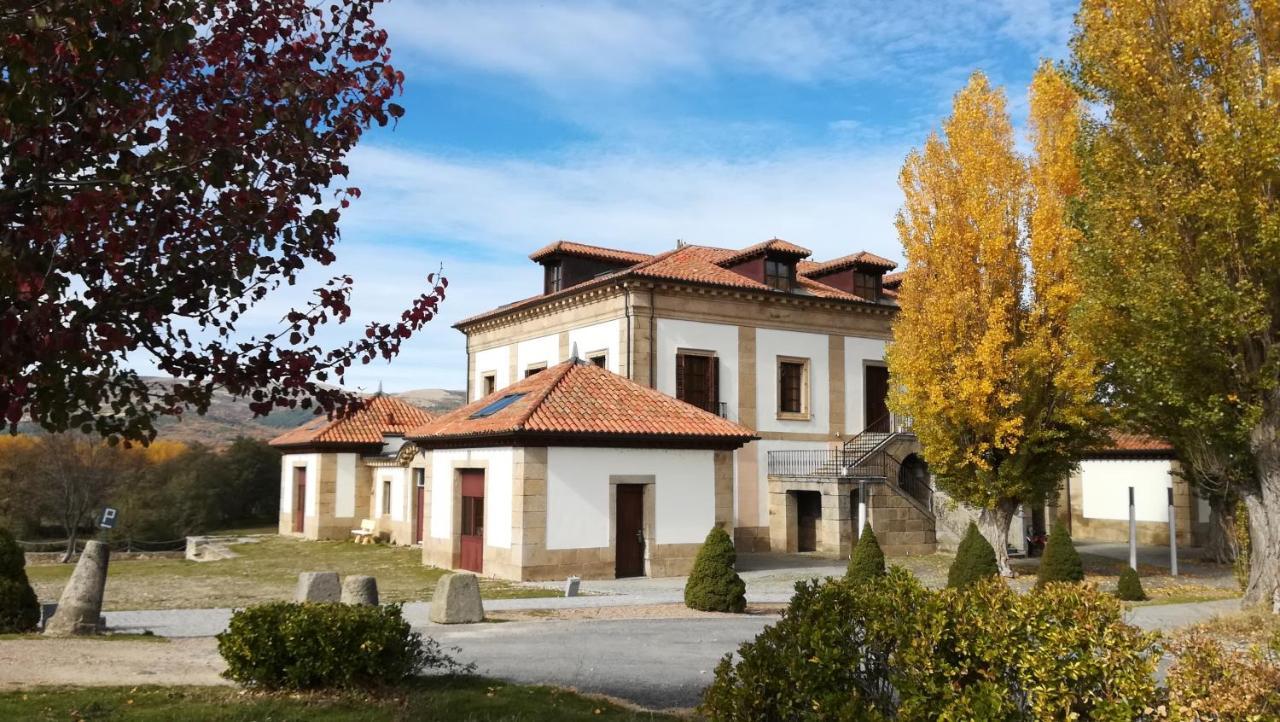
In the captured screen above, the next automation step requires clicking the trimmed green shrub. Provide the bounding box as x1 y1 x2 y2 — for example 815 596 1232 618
846 523 886 582
217 603 470 690
947 522 999 589
684 526 747 613
701 571 1161 721
1037 524 1084 587
1116 567 1147 601
0 529 39 633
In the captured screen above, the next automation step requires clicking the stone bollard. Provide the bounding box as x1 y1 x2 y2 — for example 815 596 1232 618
429 572 484 624
44 540 109 636
341 575 379 606
564 576 581 597
294 572 341 603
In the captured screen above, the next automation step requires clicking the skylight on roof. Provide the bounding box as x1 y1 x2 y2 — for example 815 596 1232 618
470 393 525 419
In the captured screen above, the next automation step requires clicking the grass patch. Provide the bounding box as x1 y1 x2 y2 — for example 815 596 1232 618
0 678 675 721
1180 608 1280 648
0 632 167 642
26 537 557 611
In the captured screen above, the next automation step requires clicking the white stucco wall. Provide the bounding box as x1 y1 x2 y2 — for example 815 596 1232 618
844 336 888 434
545 447 716 550
654 318 739 421
279 453 320 515
473 345 512 399
1080 458 1174 522
516 333 559 376
374 467 409 521
568 319 622 373
755 329 830 434
751 439 830 528
335 453 357 518
427 447 515 549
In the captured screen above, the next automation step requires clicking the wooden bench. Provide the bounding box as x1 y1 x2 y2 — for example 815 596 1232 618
351 519 376 544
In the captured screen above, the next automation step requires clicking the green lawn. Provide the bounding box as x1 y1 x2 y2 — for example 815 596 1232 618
26 536 557 611
0 679 677 721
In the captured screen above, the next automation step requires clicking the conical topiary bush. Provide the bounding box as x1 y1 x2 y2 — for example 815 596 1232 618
1037 524 1084 587
684 526 747 613
846 523 886 582
947 522 999 589
0 529 39 633
1116 566 1147 601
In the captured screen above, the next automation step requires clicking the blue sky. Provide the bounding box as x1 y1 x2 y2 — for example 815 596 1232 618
152 0 1080 393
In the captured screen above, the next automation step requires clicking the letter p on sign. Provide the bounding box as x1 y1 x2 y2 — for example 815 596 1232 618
99 507 118 529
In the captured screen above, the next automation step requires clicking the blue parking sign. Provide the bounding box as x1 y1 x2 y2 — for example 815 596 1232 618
99 507 118 529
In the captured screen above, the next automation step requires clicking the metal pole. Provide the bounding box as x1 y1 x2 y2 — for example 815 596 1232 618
857 481 867 537
1168 487 1178 577
1128 486 1138 571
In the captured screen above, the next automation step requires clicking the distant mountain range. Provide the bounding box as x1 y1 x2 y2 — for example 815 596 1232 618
20 377 467 447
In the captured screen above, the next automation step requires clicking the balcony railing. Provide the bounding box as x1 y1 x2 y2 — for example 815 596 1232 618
766 448 889 479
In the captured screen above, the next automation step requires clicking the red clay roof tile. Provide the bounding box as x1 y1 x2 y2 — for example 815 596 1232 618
801 251 898 276
269 395 436 449
407 360 756 447
716 238 812 266
528 240 654 265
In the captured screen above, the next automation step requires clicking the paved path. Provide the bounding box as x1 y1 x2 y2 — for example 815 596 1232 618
430 617 772 710
1124 598 1242 632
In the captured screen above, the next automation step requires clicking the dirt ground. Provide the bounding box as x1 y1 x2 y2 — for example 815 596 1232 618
0 638 227 689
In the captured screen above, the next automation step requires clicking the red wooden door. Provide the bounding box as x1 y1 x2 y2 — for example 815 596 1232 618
615 485 646 578
293 467 306 533
459 470 484 573
864 365 890 432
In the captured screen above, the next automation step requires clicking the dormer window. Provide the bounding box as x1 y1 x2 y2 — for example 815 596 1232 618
765 259 796 292
853 271 881 301
545 261 563 294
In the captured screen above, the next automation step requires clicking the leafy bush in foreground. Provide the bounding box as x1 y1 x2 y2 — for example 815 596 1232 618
684 526 746 613
947 521 999 589
701 570 1160 721
1166 633 1280 721
217 602 470 690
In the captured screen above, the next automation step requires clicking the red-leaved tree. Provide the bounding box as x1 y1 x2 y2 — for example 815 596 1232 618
0 0 445 444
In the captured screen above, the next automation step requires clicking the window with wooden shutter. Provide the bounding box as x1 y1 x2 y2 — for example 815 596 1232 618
675 351 718 413
777 357 810 419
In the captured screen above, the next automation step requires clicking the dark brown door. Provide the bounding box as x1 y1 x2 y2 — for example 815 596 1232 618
413 470 425 545
865 365 890 432
293 467 306 533
459 470 484 573
615 485 646 578
796 491 821 552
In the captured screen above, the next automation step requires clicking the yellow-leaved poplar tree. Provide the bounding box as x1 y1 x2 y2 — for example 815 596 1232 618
888 68 1102 573
1071 0 1280 610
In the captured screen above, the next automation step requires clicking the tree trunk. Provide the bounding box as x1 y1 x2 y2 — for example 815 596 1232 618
978 499 1019 577
1203 495 1237 565
1245 411 1280 612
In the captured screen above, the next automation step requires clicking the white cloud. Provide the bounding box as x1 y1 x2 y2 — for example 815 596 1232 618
381 0 1075 91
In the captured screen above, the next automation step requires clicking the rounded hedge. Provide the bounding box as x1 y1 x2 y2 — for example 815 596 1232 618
846 523 886 582
1116 566 1147 601
0 529 38 633
947 522 999 589
1037 524 1084 587
216 602 468 690
684 526 747 613
701 570 1161 720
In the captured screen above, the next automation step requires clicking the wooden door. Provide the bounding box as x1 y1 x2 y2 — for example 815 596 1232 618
864 365 890 432
615 485 646 578
796 492 820 552
293 467 306 533
459 470 484 573
413 474 425 545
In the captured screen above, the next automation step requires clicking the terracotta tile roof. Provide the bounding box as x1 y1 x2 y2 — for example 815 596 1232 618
270 395 436 449
528 240 654 265
407 360 757 447
716 238 812 266
1087 431 1176 457
882 271 905 288
455 240 895 328
801 251 898 276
